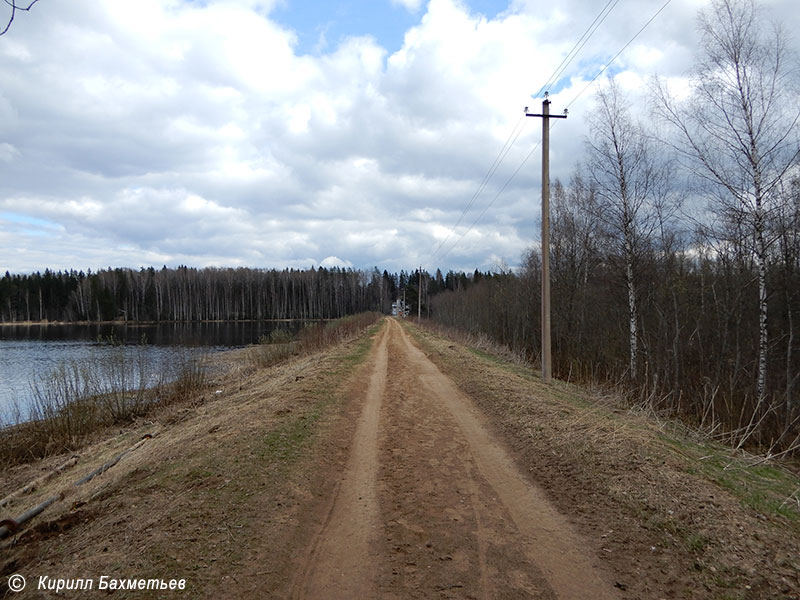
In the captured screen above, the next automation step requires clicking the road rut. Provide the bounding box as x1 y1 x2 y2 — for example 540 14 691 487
293 318 615 599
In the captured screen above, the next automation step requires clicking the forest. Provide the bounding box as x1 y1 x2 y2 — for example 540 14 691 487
0 265 468 324
430 174 799 449
431 0 800 450
2 0 798 450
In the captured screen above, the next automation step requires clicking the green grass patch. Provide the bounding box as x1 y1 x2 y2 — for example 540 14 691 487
332 319 384 374
258 318 384 470
259 405 325 467
684 531 711 554
658 431 800 523
466 346 507 366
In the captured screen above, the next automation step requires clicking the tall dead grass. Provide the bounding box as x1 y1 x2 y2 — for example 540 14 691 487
0 340 209 467
247 312 382 369
411 318 529 367
414 317 800 463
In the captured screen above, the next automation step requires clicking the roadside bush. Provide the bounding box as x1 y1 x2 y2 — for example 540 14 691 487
247 312 382 369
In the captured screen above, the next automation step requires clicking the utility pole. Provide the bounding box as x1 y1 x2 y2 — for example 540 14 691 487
526 93 567 384
418 266 422 320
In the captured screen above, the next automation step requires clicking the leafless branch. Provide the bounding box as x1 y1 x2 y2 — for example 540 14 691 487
1 0 39 37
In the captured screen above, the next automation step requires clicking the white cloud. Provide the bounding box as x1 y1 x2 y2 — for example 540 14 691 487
392 0 425 14
2 0 794 274
320 255 354 268
0 143 20 163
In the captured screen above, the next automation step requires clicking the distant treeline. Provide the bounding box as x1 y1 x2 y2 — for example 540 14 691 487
0 266 477 323
0 266 387 322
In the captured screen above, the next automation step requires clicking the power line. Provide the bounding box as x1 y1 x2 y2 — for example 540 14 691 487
434 139 543 264
565 0 675 111
438 0 677 261
533 0 622 99
428 0 625 268
428 0 676 269
427 113 527 261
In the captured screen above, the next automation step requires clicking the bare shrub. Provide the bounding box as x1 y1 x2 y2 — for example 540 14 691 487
247 313 382 370
0 341 210 467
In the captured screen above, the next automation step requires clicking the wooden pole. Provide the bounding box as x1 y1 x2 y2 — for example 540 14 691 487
526 95 566 384
418 266 422 320
541 98 552 384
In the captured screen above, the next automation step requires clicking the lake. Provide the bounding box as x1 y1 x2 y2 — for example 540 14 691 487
0 321 303 424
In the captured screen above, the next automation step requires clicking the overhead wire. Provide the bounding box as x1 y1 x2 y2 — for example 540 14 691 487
428 112 527 260
427 0 627 269
432 0 678 265
532 0 622 99
564 0 675 111
434 140 543 264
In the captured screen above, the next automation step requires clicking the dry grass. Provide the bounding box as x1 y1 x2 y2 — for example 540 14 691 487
1 314 382 471
1 343 204 468
404 319 800 599
411 318 529 367
0 315 384 599
246 313 382 369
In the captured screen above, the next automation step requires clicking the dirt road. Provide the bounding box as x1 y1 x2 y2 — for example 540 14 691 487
4 316 798 598
292 318 615 599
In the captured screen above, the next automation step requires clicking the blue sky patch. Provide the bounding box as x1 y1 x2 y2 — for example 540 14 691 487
273 0 510 55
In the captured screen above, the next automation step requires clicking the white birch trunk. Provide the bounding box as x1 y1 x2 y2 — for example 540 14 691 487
755 211 768 402
627 253 638 379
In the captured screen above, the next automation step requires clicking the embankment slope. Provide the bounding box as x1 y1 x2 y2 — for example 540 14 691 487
1 318 798 599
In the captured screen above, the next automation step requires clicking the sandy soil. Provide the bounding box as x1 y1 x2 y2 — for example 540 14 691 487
290 319 388 598
291 318 614 599
2 317 799 599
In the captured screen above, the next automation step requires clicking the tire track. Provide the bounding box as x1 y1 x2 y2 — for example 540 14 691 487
392 321 616 600
292 319 615 599
290 322 389 600
378 319 554 599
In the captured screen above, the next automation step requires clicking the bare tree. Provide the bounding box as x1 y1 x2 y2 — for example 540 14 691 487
586 78 663 379
775 178 800 410
1 0 39 36
654 0 800 401
551 174 601 364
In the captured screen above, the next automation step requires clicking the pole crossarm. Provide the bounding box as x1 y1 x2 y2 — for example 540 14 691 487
525 112 568 119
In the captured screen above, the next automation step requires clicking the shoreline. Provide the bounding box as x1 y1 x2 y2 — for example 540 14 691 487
0 318 329 327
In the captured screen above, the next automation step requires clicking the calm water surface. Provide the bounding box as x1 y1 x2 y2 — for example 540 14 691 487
0 321 302 423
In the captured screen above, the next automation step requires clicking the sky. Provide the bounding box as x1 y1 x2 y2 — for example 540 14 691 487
1 0 799 274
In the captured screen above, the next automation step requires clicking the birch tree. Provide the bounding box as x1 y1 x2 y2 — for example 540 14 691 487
654 0 800 401
586 78 660 379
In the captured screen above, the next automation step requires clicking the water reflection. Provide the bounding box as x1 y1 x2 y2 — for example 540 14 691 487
0 320 309 347
0 321 310 424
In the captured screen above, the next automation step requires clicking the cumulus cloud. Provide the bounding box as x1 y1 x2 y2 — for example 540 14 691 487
392 0 426 13
1 0 795 274
320 255 354 268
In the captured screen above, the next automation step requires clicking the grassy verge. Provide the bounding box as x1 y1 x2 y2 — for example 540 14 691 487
0 315 386 598
246 312 382 369
0 313 382 470
255 317 382 475
410 318 800 523
402 319 800 600
658 432 800 522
